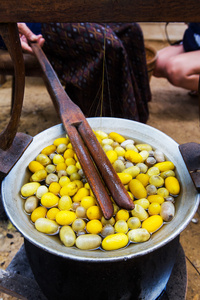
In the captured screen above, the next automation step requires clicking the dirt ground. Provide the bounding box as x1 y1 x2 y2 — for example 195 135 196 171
0 40 199 300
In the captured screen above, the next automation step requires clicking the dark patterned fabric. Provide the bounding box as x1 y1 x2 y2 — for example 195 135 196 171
42 23 151 123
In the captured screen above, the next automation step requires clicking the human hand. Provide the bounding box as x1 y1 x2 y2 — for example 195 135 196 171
17 23 45 54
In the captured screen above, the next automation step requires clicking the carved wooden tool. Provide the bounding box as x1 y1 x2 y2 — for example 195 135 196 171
0 23 32 180
31 43 134 219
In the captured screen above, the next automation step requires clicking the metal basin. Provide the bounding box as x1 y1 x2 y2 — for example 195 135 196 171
2 117 199 300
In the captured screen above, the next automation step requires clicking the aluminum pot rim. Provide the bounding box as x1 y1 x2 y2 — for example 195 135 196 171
2 117 199 262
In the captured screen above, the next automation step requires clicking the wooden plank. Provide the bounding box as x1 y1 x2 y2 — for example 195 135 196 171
0 0 199 22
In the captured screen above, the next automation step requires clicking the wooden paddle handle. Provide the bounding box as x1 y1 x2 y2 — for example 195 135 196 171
31 42 134 218
31 43 115 219
78 120 134 210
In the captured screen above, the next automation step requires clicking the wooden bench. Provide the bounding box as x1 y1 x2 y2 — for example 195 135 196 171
0 49 41 77
0 49 42 108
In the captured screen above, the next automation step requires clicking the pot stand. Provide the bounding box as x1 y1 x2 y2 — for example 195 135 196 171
0 239 187 300
179 76 200 193
179 142 200 191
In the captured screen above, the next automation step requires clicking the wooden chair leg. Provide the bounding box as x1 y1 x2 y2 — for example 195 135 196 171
0 74 6 85
11 75 15 114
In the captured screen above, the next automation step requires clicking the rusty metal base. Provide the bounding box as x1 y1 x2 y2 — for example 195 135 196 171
0 242 187 300
179 142 200 191
0 132 32 180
